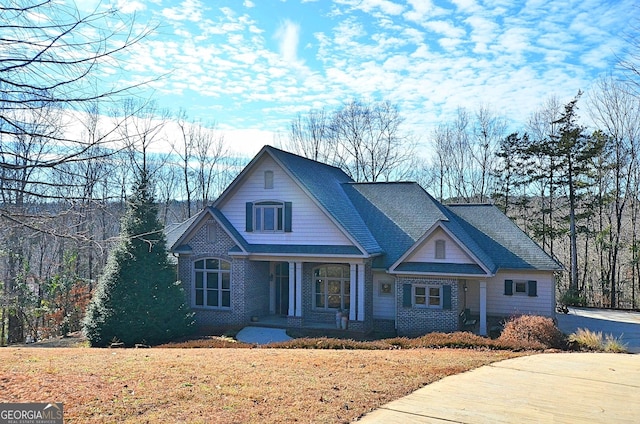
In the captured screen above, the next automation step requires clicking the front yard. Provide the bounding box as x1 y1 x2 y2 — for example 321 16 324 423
0 347 525 423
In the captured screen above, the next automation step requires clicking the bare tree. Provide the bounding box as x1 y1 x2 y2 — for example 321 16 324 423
287 108 334 163
472 106 506 202
588 76 640 307
0 1 156 344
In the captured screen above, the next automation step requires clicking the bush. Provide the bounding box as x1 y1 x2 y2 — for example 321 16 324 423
568 328 628 353
497 315 566 350
159 336 252 349
559 289 586 307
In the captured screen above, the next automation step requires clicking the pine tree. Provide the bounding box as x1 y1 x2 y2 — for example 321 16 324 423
83 173 194 346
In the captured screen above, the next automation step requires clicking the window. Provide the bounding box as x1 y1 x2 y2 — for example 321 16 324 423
194 259 231 308
246 201 292 233
314 265 350 311
379 281 393 296
414 285 442 308
255 201 283 231
435 239 446 259
504 280 537 297
264 170 274 189
515 281 527 294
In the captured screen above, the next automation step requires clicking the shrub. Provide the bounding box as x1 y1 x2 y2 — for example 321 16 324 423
497 315 566 350
270 337 389 350
568 328 628 353
159 336 252 349
559 289 586 307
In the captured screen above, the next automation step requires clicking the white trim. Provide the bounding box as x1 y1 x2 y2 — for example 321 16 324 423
170 208 249 255
357 264 365 321
412 284 443 309
389 221 492 276
288 262 295 317
479 281 487 336
212 146 371 255
392 270 495 278
295 262 302 317
349 264 357 321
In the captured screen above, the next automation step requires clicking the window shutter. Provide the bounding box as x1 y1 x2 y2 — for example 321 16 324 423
504 280 513 296
284 202 292 232
402 284 412 308
245 202 253 232
528 280 537 297
442 285 452 310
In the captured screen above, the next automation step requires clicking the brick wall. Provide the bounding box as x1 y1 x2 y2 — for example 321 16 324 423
177 217 255 328
396 277 459 337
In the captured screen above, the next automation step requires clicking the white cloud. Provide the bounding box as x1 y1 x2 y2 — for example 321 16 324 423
161 0 205 22
116 0 146 13
424 20 465 39
274 20 301 65
243 0 255 8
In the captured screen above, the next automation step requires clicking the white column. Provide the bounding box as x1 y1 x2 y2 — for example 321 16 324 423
357 264 365 321
295 262 303 317
479 281 487 336
288 262 295 317
349 263 357 321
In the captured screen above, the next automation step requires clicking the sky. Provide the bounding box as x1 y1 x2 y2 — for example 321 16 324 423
87 0 637 158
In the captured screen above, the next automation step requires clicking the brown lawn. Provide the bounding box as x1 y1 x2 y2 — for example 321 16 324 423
0 347 526 423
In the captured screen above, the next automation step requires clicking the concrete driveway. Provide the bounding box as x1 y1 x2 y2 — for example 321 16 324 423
358 353 640 423
556 307 640 353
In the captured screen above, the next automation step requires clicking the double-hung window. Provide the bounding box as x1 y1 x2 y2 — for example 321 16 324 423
246 201 292 233
255 201 284 231
414 285 442 308
194 259 231 308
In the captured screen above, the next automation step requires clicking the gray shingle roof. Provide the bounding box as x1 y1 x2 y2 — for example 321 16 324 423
170 146 562 274
394 262 487 275
446 204 563 271
266 146 382 255
343 182 442 268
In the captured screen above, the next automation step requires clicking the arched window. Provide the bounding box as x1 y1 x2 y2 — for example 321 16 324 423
194 258 231 308
313 265 350 311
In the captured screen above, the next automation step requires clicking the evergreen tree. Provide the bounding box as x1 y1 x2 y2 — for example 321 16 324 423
83 173 194 346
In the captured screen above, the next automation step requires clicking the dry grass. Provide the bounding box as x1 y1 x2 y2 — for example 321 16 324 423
568 328 628 353
0 347 526 423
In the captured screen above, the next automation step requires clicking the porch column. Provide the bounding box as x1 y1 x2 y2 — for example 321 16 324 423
357 264 365 321
288 262 295 317
295 262 303 317
479 281 487 336
349 263 357 321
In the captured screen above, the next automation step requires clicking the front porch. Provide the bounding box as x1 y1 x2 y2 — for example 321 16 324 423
263 260 372 333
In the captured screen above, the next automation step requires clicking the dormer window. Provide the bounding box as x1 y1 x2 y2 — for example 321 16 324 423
264 170 274 189
435 239 446 259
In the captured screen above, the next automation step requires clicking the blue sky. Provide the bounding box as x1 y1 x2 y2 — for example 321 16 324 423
91 0 636 156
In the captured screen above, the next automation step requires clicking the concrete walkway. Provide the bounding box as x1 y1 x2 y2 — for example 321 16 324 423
358 353 640 423
235 326 292 344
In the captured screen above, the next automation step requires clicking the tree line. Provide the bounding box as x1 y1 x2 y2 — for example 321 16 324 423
283 81 640 311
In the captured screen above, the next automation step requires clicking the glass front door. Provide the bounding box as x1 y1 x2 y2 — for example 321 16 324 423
274 262 289 316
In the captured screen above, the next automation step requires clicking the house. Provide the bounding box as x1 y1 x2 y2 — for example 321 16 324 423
167 145 562 337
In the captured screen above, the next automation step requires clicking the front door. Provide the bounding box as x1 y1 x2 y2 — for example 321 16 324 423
274 262 289 316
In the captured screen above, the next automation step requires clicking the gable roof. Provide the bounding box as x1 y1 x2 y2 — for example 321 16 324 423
213 145 382 256
446 204 562 272
171 145 562 274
